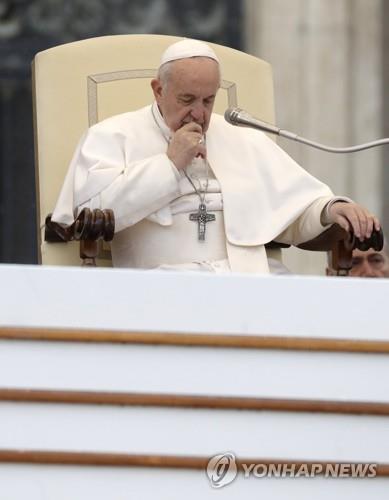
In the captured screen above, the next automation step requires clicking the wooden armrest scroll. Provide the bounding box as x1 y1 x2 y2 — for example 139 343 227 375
44 209 115 266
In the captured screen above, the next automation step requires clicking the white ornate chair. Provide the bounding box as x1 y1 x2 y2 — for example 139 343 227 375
33 34 276 267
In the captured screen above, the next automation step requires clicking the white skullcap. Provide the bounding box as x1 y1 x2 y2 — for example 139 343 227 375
159 39 219 68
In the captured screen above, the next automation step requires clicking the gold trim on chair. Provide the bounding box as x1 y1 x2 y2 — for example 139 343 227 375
87 69 237 126
87 69 156 125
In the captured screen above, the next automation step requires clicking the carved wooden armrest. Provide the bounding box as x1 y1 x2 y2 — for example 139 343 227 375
267 224 384 276
45 208 115 266
297 224 384 276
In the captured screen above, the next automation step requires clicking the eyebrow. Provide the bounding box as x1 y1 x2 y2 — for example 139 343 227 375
352 253 384 262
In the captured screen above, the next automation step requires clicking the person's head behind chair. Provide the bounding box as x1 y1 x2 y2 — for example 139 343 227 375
151 39 221 133
327 244 389 278
349 246 389 278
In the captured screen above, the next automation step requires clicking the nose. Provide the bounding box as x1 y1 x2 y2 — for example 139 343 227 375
356 260 378 278
190 101 206 122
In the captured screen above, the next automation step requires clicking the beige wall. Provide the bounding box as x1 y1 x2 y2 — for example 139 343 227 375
244 0 384 275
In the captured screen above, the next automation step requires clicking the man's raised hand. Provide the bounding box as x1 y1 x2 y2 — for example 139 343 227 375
167 122 206 170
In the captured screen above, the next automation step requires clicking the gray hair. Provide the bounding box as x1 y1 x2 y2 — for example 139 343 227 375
157 61 174 90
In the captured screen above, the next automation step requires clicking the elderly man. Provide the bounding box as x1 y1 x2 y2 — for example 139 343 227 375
52 39 380 273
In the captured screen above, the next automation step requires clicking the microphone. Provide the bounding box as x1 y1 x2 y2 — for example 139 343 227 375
224 107 281 135
224 107 389 153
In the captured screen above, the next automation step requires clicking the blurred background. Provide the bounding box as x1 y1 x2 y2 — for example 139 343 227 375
0 0 387 274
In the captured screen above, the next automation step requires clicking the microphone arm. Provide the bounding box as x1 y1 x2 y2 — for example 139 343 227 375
224 107 389 153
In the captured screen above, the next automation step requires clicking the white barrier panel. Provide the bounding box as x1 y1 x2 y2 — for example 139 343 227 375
0 402 388 462
0 465 388 500
1 264 389 499
1 264 388 338
0 340 388 402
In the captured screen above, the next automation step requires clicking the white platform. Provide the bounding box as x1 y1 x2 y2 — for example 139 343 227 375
2 263 389 337
1 264 388 499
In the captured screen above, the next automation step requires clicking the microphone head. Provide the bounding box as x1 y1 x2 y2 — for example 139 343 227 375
224 107 281 135
224 107 242 125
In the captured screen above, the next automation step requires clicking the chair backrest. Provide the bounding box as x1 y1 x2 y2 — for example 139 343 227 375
33 34 275 266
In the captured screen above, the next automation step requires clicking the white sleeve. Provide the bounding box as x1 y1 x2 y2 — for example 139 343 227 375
274 195 335 245
54 122 182 232
319 196 353 225
89 154 181 232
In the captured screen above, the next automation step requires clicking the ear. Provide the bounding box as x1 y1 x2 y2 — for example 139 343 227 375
151 78 163 101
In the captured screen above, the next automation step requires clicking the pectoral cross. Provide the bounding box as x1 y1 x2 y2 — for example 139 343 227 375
189 203 216 241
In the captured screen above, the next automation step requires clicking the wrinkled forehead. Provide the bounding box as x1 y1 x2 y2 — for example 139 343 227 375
170 56 219 72
166 57 221 84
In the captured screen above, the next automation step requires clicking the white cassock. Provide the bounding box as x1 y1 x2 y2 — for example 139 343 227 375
52 102 340 274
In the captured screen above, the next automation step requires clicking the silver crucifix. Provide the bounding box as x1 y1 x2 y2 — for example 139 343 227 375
189 203 216 241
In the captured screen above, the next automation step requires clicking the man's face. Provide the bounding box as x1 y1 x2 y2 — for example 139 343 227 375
151 57 220 133
350 247 389 278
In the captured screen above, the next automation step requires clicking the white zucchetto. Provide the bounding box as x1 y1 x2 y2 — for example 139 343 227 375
159 39 219 68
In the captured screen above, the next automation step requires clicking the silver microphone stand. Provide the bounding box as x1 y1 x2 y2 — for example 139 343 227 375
225 107 389 153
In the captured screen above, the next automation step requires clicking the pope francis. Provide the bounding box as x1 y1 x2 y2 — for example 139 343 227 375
51 39 380 274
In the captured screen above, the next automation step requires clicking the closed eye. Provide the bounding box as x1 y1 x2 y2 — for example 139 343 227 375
178 95 195 105
204 96 215 106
